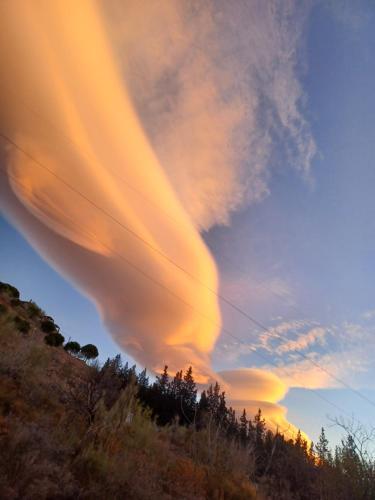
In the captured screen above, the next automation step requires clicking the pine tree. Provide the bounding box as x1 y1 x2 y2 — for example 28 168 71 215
196 390 209 428
182 366 197 408
198 390 208 412
217 390 228 425
239 409 248 443
295 429 302 448
156 365 169 395
341 434 361 475
316 427 332 464
226 407 238 437
206 382 220 419
252 409 266 476
254 408 266 445
176 366 197 424
138 368 149 388
171 370 183 399
308 440 315 464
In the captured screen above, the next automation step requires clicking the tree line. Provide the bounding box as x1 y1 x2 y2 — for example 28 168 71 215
74 355 374 499
1 281 374 498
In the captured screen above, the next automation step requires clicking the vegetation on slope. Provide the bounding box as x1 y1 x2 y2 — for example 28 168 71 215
0 282 374 499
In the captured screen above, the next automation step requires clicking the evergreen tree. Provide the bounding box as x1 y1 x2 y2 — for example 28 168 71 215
156 365 169 395
198 390 208 412
196 390 209 428
206 382 221 420
341 434 361 478
316 427 332 464
239 409 248 443
182 366 197 409
170 370 183 399
253 408 266 476
177 366 197 424
295 429 303 449
217 390 228 425
254 408 266 445
138 368 149 388
308 441 315 464
226 407 238 438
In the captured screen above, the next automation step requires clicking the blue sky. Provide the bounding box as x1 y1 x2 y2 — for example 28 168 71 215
1 1 375 446
207 1 375 444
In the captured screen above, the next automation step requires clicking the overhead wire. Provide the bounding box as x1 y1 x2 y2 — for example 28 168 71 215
1 129 375 414
0 151 360 426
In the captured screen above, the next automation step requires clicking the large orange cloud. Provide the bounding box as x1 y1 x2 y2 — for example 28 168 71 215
0 0 313 435
0 0 220 382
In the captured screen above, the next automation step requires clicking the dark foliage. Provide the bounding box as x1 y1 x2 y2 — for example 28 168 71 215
0 282 20 299
44 332 65 347
40 319 58 334
64 340 81 354
80 344 99 360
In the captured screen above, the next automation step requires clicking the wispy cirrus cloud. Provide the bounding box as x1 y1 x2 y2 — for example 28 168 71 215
276 326 327 354
107 0 316 230
215 311 375 390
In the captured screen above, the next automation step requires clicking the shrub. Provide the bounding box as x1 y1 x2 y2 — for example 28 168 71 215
64 341 81 355
40 319 57 334
0 304 7 315
0 282 20 299
80 344 99 360
27 301 43 319
44 332 65 347
13 317 30 334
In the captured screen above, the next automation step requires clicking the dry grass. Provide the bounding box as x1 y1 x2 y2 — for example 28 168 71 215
0 293 256 499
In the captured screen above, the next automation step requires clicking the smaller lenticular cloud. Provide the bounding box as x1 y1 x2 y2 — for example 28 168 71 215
219 368 288 402
219 368 306 438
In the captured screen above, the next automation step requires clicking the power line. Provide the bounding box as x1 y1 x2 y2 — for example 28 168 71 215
0 158 359 423
0 82 322 321
2 130 374 412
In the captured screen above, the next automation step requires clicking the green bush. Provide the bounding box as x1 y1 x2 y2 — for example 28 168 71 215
80 344 99 360
0 282 20 299
41 319 58 333
44 332 65 347
14 316 30 334
64 341 81 354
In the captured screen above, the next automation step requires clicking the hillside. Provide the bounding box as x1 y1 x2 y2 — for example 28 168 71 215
0 282 374 499
0 283 257 499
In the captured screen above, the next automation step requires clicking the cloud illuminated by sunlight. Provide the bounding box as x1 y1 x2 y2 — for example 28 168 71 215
219 368 308 440
105 0 316 230
0 0 315 434
0 0 221 381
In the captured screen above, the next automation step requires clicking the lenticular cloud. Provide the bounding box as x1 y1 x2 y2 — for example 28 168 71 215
0 0 313 434
0 0 221 381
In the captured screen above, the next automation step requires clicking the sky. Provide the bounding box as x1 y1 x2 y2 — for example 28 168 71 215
1 0 375 446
